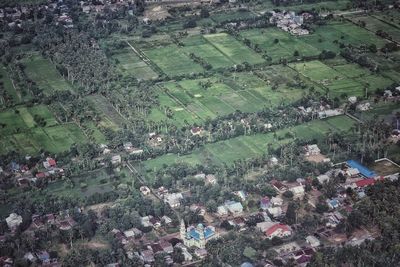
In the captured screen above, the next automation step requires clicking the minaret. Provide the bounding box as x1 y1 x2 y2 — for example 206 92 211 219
180 219 186 241
197 224 205 248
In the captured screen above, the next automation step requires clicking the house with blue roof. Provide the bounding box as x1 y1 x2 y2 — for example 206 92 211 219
346 160 376 178
180 220 218 249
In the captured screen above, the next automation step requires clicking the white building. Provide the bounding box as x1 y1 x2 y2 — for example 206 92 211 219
164 193 183 208
289 185 305 200
6 213 23 231
306 235 320 247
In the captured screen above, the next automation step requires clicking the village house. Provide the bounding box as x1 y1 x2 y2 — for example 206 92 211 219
270 180 288 193
43 157 56 169
205 174 217 185
289 185 305 200
224 200 244 216
270 196 284 207
304 144 321 156
260 197 271 210
140 186 151 196
265 223 292 239
6 213 23 231
317 174 330 184
111 155 121 165
191 127 203 136
306 235 321 247
267 206 283 218
164 192 183 208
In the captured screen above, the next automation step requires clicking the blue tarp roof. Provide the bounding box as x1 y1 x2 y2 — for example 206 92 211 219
347 160 376 178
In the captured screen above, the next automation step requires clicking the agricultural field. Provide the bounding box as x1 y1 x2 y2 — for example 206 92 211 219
240 28 321 62
180 35 234 69
22 53 74 95
203 33 265 65
141 115 356 178
142 43 204 77
86 94 126 130
0 105 88 155
290 60 396 98
302 21 389 53
349 15 400 43
111 47 158 80
148 67 318 127
210 10 257 24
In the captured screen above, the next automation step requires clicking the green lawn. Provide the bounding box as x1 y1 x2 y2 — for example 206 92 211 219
350 15 400 43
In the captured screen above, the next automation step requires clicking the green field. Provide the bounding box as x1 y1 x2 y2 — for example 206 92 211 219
141 115 356 177
181 35 234 69
204 33 265 65
143 43 204 77
0 105 88 155
22 53 74 95
111 47 158 80
87 94 126 130
240 28 321 62
210 10 257 24
0 66 19 105
302 21 389 53
350 15 400 43
290 60 395 97
149 68 317 126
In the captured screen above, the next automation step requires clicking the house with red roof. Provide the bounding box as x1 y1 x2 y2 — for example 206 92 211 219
353 178 376 188
43 158 56 169
265 223 292 239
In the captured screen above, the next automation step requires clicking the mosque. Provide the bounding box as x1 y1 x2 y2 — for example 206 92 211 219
180 219 218 248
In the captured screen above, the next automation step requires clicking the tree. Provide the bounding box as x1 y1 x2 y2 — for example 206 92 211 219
200 8 210 18
172 247 184 264
285 202 298 225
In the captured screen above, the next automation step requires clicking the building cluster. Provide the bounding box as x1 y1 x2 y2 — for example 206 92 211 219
269 11 312 36
0 0 75 29
0 157 64 189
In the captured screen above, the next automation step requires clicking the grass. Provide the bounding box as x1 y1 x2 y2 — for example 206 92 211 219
141 115 356 179
204 33 265 65
22 53 74 95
